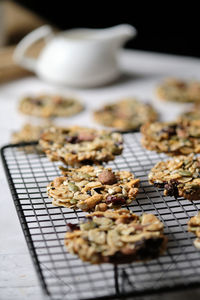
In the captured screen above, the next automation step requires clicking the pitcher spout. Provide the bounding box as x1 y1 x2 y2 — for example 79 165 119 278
99 24 137 45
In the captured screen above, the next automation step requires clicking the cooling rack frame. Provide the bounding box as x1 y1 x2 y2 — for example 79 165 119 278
1 134 200 300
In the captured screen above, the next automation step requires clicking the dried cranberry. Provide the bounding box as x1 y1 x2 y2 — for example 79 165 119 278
106 195 126 205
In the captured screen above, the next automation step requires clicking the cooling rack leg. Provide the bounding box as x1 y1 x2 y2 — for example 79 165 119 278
114 265 120 295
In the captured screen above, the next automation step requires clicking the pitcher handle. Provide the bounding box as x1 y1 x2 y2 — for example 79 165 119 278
13 25 54 72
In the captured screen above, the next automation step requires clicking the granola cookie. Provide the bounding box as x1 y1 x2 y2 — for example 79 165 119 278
141 120 200 156
65 209 167 264
157 78 200 103
19 94 84 118
12 123 48 143
40 126 123 166
47 166 139 211
149 155 200 200
188 213 200 249
93 98 158 131
178 106 200 122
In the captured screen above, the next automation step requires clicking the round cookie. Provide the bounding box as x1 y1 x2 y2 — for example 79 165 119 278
47 166 140 211
141 120 200 156
40 126 123 166
94 98 158 131
19 94 84 118
12 123 48 143
178 106 200 122
149 155 200 200
157 78 200 103
188 213 200 249
65 209 167 264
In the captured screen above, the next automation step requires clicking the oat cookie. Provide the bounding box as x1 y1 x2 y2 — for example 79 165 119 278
188 213 200 249
157 78 200 103
149 155 200 200
141 120 200 156
94 98 158 131
178 106 200 122
65 209 167 264
19 94 84 118
12 123 48 143
40 126 123 166
47 166 139 211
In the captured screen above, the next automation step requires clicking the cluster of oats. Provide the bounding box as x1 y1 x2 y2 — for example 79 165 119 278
47 166 139 212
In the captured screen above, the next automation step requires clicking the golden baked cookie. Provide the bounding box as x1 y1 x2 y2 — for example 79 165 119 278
178 105 200 122
149 155 200 200
94 98 158 131
65 209 167 264
141 120 200 156
19 94 84 118
12 123 47 143
40 126 123 166
47 166 139 211
157 78 200 103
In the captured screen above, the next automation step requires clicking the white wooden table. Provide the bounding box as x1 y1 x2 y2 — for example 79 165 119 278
1 50 200 299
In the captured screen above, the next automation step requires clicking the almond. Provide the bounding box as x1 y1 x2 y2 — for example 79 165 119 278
98 169 117 185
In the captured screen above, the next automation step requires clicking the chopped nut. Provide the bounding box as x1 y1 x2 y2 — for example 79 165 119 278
98 169 117 185
78 132 95 141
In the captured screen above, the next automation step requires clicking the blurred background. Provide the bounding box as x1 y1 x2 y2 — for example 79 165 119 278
0 0 199 82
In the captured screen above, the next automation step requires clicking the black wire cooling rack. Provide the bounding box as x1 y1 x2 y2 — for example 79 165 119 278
1 132 200 300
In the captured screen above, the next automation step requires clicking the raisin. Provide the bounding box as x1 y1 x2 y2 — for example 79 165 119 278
164 180 179 198
66 136 79 143
67 223 80 231
154 181 166 188
93 187 103 194
160 124 177 137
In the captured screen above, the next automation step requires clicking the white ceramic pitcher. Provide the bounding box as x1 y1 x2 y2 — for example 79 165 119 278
13 24 137 87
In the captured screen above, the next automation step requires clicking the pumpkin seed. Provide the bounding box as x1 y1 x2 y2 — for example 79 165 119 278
178 170 192 177
68 182 79 192
80 221 96 230
70 198 78 204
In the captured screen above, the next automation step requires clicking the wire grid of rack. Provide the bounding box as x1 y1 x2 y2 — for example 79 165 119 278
1 132 200 300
